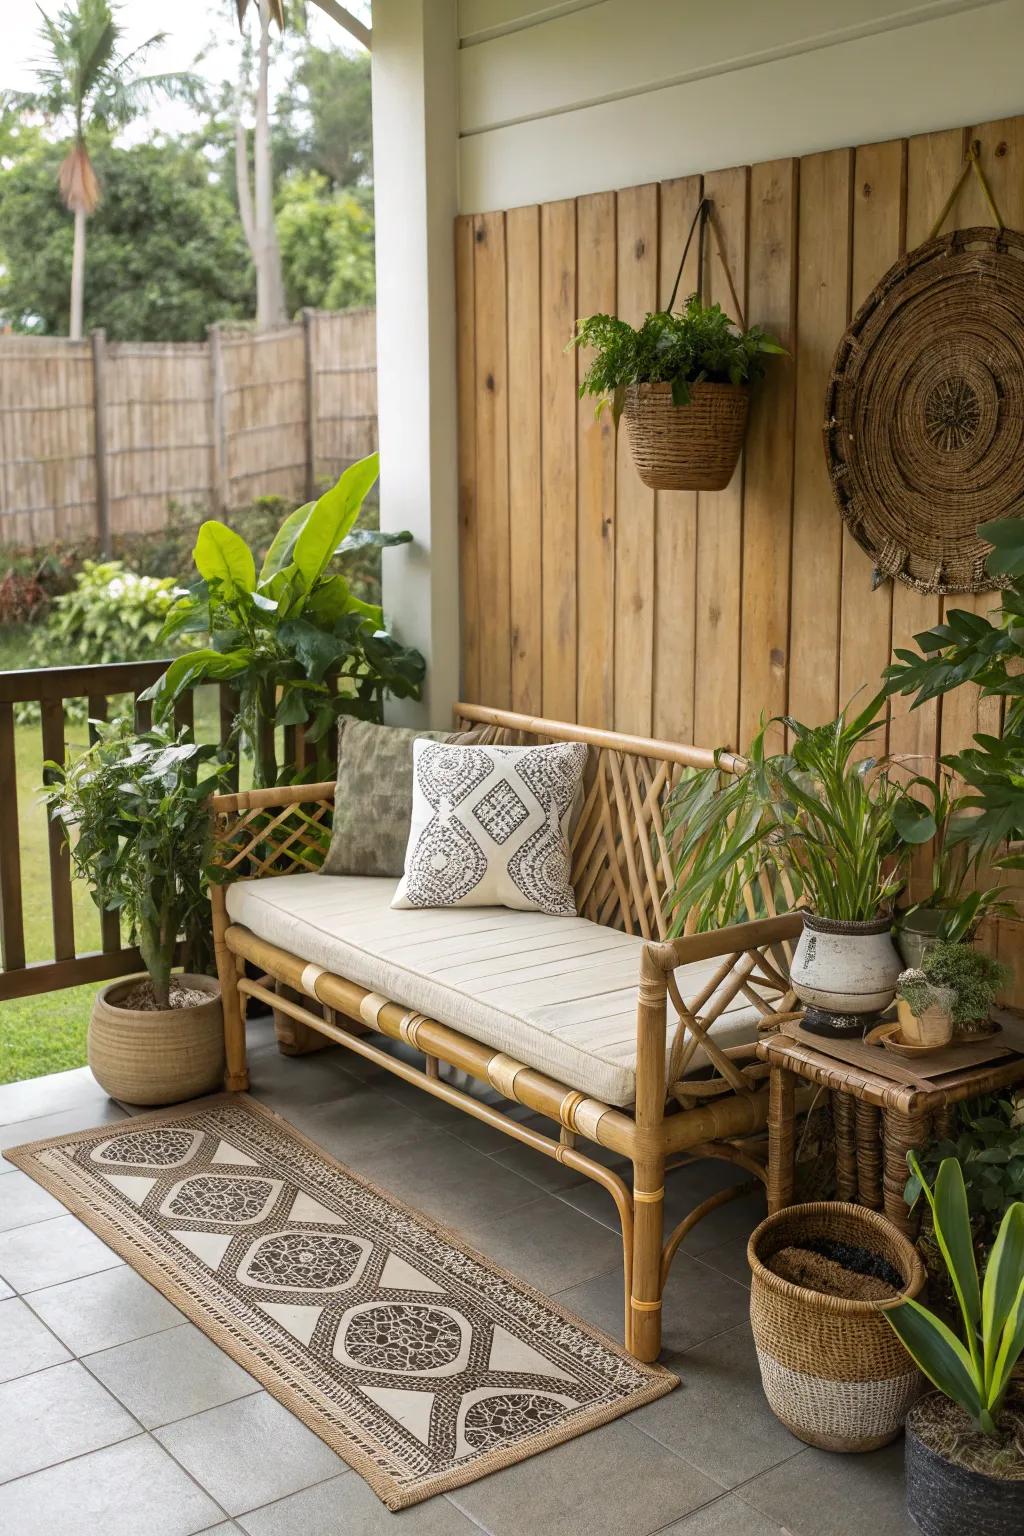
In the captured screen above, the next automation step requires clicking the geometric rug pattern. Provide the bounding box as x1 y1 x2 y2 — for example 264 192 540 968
5 1095 675 1508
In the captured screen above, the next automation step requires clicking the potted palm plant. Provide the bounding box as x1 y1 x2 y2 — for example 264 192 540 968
886 1153 1024 1535
665 693 916 1036
571 294 784 491
44 718 230 1105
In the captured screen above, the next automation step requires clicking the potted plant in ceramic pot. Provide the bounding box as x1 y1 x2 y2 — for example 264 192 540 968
571 293 784 491
44 718 230 1105
918 941 1010 1038
886 1153 1024 1535
896 968 955 1049
665 693 916 1036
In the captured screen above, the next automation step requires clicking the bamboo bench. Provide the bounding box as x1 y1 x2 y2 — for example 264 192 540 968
209 704 801 1361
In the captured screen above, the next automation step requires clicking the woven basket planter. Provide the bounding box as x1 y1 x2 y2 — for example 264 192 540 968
622 380 749 491
89 973 224 1106
748 1202 926 1452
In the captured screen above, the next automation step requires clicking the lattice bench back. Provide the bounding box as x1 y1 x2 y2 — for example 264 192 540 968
209 704 747 940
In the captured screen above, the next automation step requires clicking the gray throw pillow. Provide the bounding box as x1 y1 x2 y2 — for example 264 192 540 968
321 718 453 878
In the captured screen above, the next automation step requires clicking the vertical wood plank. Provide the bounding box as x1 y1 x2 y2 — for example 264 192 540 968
740 158 798 750
838 139 906 750
208 324 229 515
788 149 853 728
91 328 111 557
613 183 658 737
889 127 967 770
694 165 749 749
455 216 480 703
654 174 702 743
473 212 511 708
540 199 578 721
87 693 120 953
0 702 25 972
576 191 617 730
302 306 317 499
506 205 542 714
40 700 74 963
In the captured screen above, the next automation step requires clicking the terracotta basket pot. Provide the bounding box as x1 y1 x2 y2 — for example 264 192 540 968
897 988 954 1048
89 973 224 1106
748 1202 926 1452
622 380 749 490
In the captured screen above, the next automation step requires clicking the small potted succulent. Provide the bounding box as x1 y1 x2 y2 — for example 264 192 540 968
895 969 955 1048
44 718 230 1105
887 1153 1024 1535
920 941 1010 1037
571 293 784 491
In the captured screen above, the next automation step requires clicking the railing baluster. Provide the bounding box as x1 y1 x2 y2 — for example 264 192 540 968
173 692 194 735
219 683 239 790
0 701 26 972
87 694 121 954
40 699 75 963
134 691 153 732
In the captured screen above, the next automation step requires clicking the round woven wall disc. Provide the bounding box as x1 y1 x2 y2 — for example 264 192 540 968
824 226 1024 594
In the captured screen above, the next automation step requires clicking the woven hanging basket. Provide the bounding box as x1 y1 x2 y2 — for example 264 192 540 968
748 1201 926 1453
623 380 749 491
824 225 1024 594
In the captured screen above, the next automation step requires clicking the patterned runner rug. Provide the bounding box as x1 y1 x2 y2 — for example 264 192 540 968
6 1095 675 1508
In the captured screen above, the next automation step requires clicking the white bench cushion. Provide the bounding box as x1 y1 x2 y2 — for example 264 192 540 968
225 874 764 1107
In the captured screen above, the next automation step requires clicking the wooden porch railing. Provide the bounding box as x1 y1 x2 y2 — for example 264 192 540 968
0 660 236 1002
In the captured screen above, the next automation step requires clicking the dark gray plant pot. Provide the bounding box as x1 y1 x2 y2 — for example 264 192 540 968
905 1395 1024 1536
896 908 945 969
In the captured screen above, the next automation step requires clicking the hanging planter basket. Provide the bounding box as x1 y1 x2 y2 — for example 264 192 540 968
622 380 750 491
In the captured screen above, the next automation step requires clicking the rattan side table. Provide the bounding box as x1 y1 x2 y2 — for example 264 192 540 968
755 1027 1024 1236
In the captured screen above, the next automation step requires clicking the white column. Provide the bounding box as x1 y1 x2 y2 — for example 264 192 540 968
372 0 460 728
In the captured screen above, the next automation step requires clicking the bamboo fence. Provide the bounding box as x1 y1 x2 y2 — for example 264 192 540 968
0 308 378 548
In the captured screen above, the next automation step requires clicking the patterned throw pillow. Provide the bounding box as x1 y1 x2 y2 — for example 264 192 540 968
321 719 454 878
391 739 588 915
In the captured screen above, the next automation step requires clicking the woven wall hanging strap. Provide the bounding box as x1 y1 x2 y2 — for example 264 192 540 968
666 197 746 327
823 142 1024 597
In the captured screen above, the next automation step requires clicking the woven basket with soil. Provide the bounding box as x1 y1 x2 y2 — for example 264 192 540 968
622 380 749 491
748 1202 926 1452
90 973 223 1106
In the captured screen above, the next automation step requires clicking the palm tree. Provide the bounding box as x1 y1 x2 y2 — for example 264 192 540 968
234 0 287 328
13 0 199 339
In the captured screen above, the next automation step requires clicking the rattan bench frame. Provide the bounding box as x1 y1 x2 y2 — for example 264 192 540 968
209 704 801 1361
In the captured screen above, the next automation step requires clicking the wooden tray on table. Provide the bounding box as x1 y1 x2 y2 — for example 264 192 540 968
776 1013 1024 1091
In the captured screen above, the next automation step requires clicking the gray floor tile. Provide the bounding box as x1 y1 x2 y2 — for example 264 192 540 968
0 1101 127 1163
84 1322 261 1428
0 1433 223 1536
0 1295 70 1381
632 1324 802 1486
0 1359 137 1482
341 1129 541 1228
246 1043 367 1113
693 1236 752 1288
237 1476 480 1535
25 1263 183 1354
0 1067 112 1129
453 1193 623 1295
559 1161 767 1259
0 1169 66 1230
450 1418 723 1536
0 1277 11 1299
282 1086 435 1166
487 1139 590 1193
155 1392 346 1516
658 1491 788 1534
741 1442 916 1536
0 1212 122 1292
556 1250 750 1357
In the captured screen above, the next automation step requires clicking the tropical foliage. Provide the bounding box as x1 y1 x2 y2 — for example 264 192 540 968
664 694 917 932
43 718 229 1005
277 171 374 313
885 517 1024 864
572 294 784 421
919 941 1010 1033
907 1096 1024 1248
145 453 424 785
891 772 1015 944
886 1153 1024 1436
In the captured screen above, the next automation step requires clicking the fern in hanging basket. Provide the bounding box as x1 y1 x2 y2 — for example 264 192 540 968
571 295 785 491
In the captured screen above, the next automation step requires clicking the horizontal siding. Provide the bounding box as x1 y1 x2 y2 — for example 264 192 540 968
458 0 1023 212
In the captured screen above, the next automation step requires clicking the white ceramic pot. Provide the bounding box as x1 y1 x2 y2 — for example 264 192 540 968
790 913 902 1018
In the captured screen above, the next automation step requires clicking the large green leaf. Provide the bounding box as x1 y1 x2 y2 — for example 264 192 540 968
292 453 380 592
910 1153 981 1351
989 1273 1024 1408
885 1298 983 1420
982 1203 1024 1393
193 522 256 596
337 528 412 554
140 648 251 716
258 500 314 583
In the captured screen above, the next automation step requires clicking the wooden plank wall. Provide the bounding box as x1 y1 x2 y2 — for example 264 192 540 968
455 111 1024 994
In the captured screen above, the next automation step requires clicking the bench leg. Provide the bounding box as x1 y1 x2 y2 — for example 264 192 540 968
213 886 249 1092
630 1154 665 1362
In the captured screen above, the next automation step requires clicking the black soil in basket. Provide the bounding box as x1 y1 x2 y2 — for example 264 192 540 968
767 1237 904 1301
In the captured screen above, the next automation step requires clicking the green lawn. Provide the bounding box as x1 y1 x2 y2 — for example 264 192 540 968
0 664 227 1085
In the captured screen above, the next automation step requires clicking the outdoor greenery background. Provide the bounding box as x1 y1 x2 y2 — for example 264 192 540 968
0 10 376 1082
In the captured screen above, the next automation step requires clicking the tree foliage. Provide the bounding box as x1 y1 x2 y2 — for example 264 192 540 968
277 170 374 311
0 136 255 338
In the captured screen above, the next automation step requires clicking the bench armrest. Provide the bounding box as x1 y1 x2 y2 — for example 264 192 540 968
209 782 337 883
